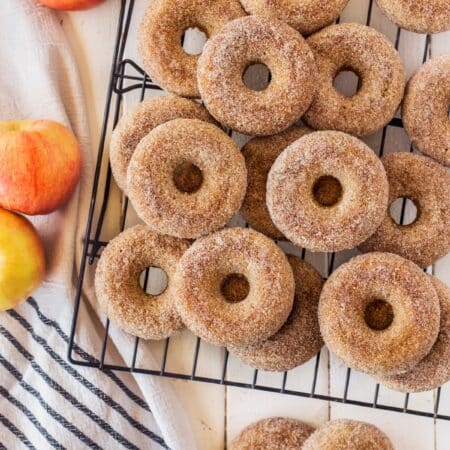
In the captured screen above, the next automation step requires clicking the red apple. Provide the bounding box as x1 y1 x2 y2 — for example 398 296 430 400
0 208 45 312
38 0 104 10
0 120 82 215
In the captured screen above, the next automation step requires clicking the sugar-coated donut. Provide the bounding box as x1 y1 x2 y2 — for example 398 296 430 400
228 256 323 372
319 252 440 375
378 276 450 393
95 225 190 340
174 227 295 347
376 0 450 34
138 0 245 97
197 16 317 136
359 152 450 268
127 119 246 239
403 55 450 167
240 0 349 35
302 419 394 450
267 131 389 252
230 417 314 450
304 23 405 136
240 125 312 240
109 95 215 193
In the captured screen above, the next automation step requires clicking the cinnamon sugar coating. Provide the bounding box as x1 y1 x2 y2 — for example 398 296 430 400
138 0 245 97
174 227 295 346
109 95 215 193
359 152 450 268
240 125 312 240
228 256 323 371
304 23 405 136
402 55 450 167
127 119 247 239
94 225 190 340
319 252 440 375
230 417 314 450
240 0 349 35
267 131 389 252
302 419 394 450
197 16 317 136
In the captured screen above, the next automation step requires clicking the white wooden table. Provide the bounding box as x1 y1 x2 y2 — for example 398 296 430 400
61 1 450 448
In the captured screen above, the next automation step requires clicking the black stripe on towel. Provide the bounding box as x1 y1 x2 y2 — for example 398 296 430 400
0 441 7 450
0 412 36 450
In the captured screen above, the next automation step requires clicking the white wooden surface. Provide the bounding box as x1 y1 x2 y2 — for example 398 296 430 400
60 0 450 448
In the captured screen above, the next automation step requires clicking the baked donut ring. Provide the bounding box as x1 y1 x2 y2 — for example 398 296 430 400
319 252 441 375
197 16 317 136
127 119 246 239
138 0 245 97
359 152 450 268
241 125 312 240
378 276 450 392
376 0 450 34
109 95 215 193
174 227 295 346
302 419 394 450
95 225 190 340
240 0 349 35
304 23 405 136
230 417 314 450
403 55 450 167
267 131 389 252
228 256 323 372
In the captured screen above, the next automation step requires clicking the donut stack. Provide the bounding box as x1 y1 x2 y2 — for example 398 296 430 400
95 0 450 394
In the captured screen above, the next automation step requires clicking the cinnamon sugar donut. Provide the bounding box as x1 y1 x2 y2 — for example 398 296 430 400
319 252 440 375
110 95 215 193
302 419 394 450
174 227 295 346
266 131 389 252
230 417 314 450
197 16 317 136
402 55 450 167
304 23 405 136
359 152 450 268
378 276 450 393
228 256 323 372
240 125 312 240
95 225 190 340
240 0 349 35
127 119 246 239
376 0 450 34
138 0 245 97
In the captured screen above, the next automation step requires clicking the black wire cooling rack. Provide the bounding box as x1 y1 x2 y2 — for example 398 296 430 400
68 0 450 422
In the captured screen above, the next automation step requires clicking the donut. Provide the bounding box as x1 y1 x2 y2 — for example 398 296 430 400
302 419 394 450
240 125 312 240
138 0 245 97
109 95 215 193
127 119 247 239
230 417 314 450
266 131 389 252
319 252 440 375
378 276 450 393
94 225 190 340
228 256 323 372
359 152 450 268
376 0 450 34
197 16 317 136
174 227 295 346
303 23 405 136
240 0 349 35
402 55 450 167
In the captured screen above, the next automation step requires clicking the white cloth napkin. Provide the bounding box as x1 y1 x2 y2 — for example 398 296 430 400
0 1 196 448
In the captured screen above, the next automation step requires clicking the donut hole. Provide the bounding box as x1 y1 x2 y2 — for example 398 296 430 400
181 27 208 56
364 299 394 331
312 176 343 207
220 273 250 303
389 197 419 226
139 267 168 296
243 63 271 92
173 162 203 194
333 69 361 97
